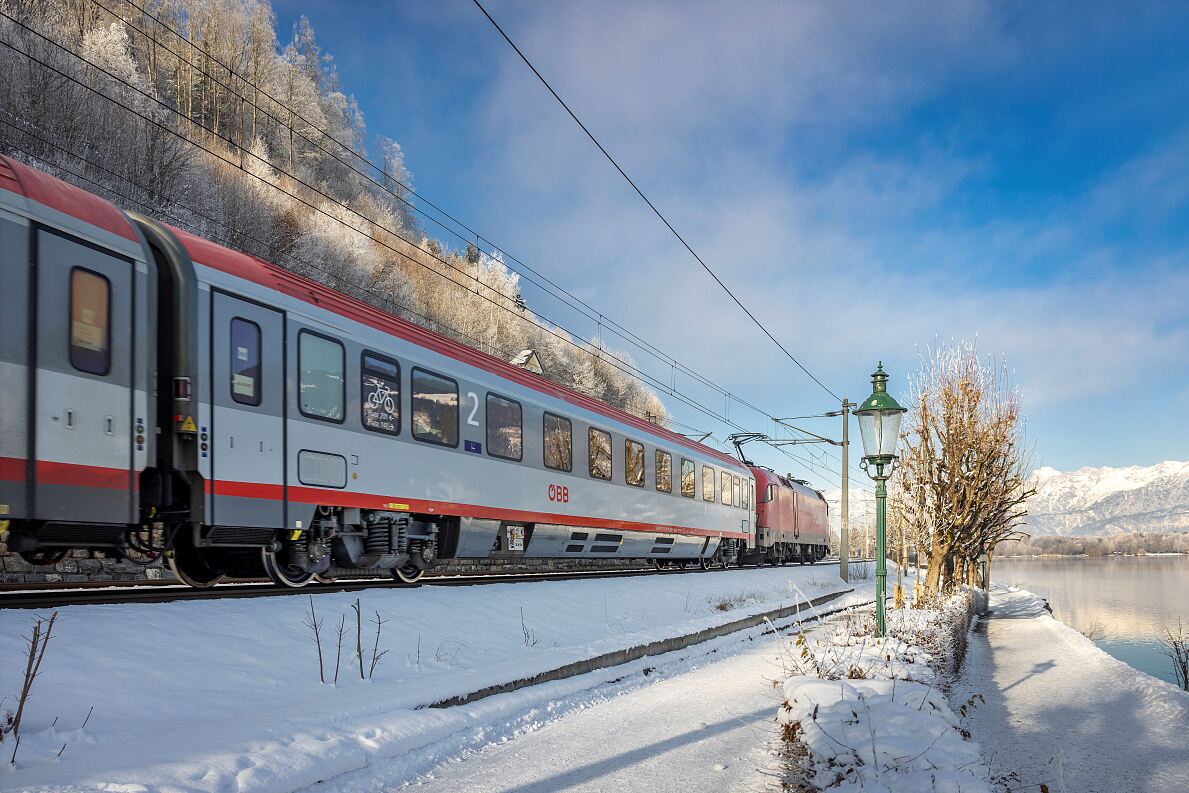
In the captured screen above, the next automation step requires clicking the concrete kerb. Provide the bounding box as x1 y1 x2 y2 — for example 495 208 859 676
428 587 865 709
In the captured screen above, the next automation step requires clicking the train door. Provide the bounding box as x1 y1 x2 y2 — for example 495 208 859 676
210 291 285 528
0 213 29 519
33 228 136 523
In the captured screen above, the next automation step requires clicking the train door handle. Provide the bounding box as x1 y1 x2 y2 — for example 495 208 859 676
229 436 235 449
259 441 264 453
104 416 115 436
64 409 76 430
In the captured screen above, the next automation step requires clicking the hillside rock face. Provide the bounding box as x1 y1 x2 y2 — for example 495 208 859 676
1025 461 1189 536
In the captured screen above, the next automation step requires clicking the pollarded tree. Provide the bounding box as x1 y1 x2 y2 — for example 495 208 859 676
891 341 1035 594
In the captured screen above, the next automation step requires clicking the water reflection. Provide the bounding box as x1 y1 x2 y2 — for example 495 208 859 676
993 555 1188 686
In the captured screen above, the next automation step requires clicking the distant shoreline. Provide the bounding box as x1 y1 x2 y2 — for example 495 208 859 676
998 551 1186 559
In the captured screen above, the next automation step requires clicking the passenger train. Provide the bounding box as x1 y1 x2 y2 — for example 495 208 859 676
0 156 829 588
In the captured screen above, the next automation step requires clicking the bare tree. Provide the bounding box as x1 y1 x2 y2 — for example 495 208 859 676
891 341 1035 595
1160 620 1189 691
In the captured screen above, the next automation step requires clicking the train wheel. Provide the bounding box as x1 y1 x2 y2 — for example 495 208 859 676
699 557 710 571
19 548 68 566
261 548 316 588
168 544 224 589
650 559 667 571
392 564 426 585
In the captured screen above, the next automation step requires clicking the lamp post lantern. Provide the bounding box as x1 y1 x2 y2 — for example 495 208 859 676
855 362 907 637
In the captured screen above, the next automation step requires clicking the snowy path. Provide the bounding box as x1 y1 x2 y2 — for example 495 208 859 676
954 585 1189 793
325 612 798 793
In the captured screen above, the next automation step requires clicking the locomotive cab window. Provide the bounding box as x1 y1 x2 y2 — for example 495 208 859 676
486 393 523 461
412 368 459 447
721 470 732 505
544 412 572 471
298 331 345 422
229 317 262 405
588 428 612 480
680 458 696 498
702 466 715 502
733 475 742 508
69 267 111 375
361 351 400 434
626 440 645 487
656 450 673 493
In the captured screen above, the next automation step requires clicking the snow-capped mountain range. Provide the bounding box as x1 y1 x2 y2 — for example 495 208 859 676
820 460 1189 537
1025 460 1189 536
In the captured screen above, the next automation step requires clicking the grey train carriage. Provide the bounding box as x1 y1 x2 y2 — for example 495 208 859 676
0 156 773 588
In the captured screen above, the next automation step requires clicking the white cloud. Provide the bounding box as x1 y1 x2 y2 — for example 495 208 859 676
454 1 1188 473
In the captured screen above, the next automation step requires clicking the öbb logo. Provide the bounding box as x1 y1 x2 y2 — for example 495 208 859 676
547 484 570 503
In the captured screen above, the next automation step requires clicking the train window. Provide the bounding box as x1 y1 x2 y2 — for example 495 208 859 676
656 450 673 493
680 458 695 498
361 351 400 435
750 481 756 510
743 477 750 510
721 470 731 505
625 440 645 487
588 428 612 480
228 317 262 405
702 466 715 502
68 267 111 376
543 412 572 471
733 475 742 508
298 331 345 422
411 367 459 447
486 393 523 461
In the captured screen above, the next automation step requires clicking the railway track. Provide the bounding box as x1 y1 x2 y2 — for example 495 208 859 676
0 558 860 609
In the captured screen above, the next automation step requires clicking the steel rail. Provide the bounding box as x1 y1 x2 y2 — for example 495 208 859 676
0 559 861 610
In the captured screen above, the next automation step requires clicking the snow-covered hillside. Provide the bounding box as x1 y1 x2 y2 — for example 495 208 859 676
1025 460 1189 536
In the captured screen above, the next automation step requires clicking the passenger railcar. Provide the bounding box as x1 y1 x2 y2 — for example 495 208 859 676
0 156 829 588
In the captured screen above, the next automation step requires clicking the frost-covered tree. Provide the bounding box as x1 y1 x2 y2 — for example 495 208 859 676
0 0 667 421
890 341 1035 594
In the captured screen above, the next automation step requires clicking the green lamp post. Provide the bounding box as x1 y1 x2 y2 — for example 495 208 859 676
855 363 907 637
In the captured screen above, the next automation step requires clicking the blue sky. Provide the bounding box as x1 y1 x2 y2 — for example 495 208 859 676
273 0 1188 490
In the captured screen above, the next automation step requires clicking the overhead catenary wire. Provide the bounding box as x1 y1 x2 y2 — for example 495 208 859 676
91 0 761 417
471 0 843 405
90 0 863 486
79 0 851 482
0 12 863 492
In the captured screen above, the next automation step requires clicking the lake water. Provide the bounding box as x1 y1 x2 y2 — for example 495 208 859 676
992 555 1189 687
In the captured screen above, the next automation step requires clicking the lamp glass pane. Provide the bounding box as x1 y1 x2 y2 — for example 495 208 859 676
857 411 880 458
879 411 904 456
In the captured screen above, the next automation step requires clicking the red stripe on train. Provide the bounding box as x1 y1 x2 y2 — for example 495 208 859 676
225 480 750 540
0 456 25 482
1 460 749 540
0 457 130 489
36 460 130 489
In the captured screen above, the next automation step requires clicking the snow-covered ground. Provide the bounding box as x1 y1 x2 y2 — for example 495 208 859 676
777 590 994 793
0 564 859 792
954 584 1189 793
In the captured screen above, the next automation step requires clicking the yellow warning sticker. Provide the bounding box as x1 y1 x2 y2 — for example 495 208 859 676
179 416 197 433
385 502 410 511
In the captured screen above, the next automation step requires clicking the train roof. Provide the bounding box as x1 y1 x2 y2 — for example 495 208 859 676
167 226 747 470
0 157 138 243
751 466 825 500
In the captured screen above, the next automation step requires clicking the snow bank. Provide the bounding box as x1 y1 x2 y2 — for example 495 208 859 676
0 565 851 792
776 590 992 792
780 677 989 793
